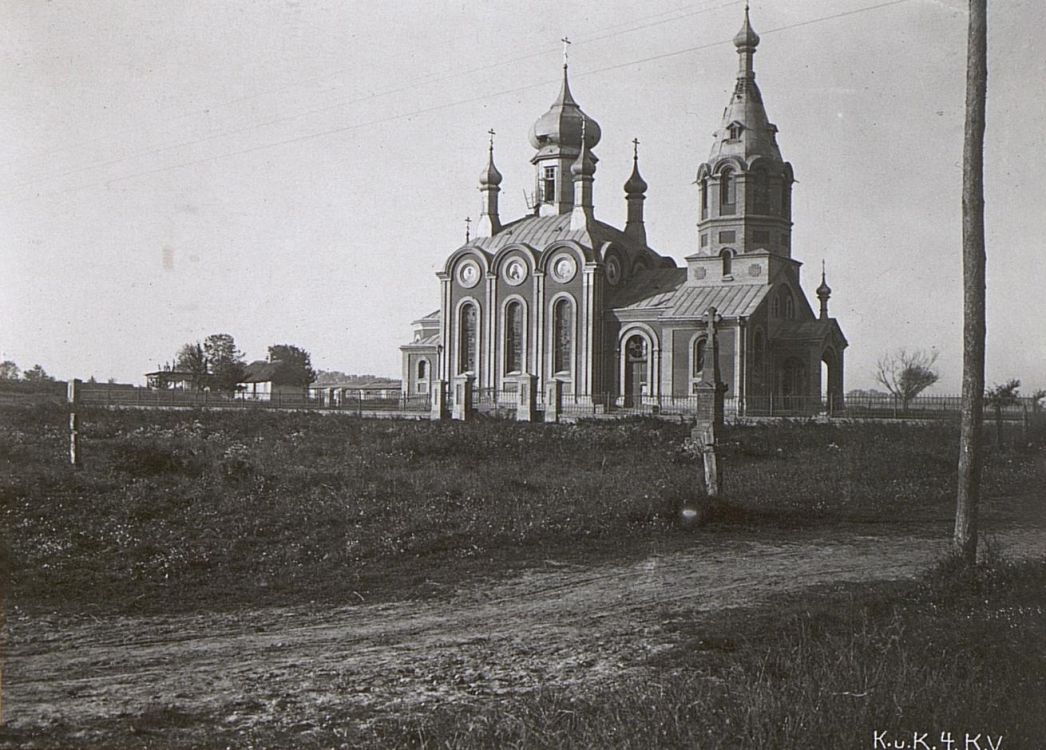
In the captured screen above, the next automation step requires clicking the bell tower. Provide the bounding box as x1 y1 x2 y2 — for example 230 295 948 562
528 42 602 217
695 6 794 259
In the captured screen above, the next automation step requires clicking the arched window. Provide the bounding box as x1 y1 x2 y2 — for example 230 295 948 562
692 337 707 378
552 298 573 374
753 169 769 214
720 168 736 212
780 180 790 217
505 300 523 374
785 292 795 320
417 359 428 380
700 179 708 219
459 303 477 373
720 248 733 277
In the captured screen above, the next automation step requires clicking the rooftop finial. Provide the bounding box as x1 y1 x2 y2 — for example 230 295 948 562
624 135 648 195
561 36 571 68
488 128 495 151
465 216 471 242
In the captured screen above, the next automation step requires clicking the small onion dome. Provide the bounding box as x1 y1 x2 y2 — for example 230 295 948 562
817 272 832 298
733 7 760 49
624 159 647 194
479 149 502 188
571 150 596 177
529 65 602 153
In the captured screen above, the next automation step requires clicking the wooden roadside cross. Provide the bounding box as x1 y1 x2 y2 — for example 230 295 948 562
691 307 724 497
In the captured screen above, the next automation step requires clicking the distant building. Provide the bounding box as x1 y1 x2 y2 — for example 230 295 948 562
399 311 440 397
145 369 198 390
308 377 402 405
237 360 306 401
402 9 846 414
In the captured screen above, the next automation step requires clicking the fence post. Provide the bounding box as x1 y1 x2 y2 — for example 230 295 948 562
67 379 82 468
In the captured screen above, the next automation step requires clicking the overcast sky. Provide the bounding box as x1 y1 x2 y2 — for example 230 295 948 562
2 0 1042 392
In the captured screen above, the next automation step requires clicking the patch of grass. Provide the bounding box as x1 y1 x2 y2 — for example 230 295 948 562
1 406 1042 614
370 556 1046 749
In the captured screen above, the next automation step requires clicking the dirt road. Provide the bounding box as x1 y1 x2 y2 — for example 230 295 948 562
5 526 1045 743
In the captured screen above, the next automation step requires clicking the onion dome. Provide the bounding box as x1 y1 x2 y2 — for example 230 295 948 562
817 265 832 298
624 139 647 194
479 139 502 188
734 5 760 50
529 65 601 157
570 119 596 177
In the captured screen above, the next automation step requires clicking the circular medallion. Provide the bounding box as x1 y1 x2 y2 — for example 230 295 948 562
504 257 527 287
457 258 481 288
748 263 762 277
605 255 622 286
550 254 577 284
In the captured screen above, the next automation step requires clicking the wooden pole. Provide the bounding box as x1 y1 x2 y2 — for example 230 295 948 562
955 0 987 564
67 378 82 468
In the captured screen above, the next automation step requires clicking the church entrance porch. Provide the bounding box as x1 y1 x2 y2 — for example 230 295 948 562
623 335 648 408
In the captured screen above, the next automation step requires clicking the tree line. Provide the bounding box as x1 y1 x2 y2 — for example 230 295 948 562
151 334 316 393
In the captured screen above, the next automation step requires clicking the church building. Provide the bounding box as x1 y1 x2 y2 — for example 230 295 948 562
401 9 847 416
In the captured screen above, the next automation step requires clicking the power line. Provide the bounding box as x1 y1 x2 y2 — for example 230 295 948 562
0 0 738 196
5 0 913 204
0 0 736 173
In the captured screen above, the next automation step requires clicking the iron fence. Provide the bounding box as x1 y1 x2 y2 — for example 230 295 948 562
16 382 1043 423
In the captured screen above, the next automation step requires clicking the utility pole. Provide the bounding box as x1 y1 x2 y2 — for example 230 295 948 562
954 0 987 564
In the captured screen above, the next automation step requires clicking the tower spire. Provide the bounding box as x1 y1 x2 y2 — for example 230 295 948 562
570 118 595 229
817 261 833 320
734 2 760 80
624 136 648 245
477 129 502 237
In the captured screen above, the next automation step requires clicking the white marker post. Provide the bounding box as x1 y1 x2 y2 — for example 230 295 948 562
67 378 82 468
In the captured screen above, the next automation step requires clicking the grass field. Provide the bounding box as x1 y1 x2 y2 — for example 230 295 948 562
3 404 1042 616
1 405 1044 748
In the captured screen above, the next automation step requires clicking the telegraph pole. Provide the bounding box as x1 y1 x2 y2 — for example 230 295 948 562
954 0 987 564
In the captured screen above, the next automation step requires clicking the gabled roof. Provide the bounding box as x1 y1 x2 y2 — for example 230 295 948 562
462 213 672 271
773 319 848 347
613 278 770 320
608 267 686 310
239 360 301 385
401 333 440 349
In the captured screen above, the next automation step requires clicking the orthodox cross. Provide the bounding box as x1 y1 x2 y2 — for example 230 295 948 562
632 137 640 161
703 306 723 386
487 128 496 151
464 216 471 242
561 36 571 66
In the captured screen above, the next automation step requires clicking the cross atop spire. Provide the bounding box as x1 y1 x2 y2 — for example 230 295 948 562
561 36 571 67
464 216 472 242
632 137 640 161
487 128 495 151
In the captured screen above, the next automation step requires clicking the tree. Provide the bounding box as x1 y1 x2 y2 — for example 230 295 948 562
0 360 20 380
874 348 940 411
22 364 55 383
176 343 209 391
268 344 317 386
1030 389 1046 413
955 0 987 565
985 379 1019 445
203 333 244 394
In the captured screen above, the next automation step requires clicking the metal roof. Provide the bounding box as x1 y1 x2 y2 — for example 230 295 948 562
614 279 770 320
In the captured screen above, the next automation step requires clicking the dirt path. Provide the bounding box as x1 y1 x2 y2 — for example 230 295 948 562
5 527 1045 741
